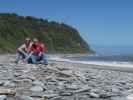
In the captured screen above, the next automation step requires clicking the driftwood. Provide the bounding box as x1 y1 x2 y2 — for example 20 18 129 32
0 88 16 96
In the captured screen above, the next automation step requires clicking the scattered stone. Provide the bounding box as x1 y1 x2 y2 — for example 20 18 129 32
0 81 4 86
89 92 100 98
56 67 70 71
32 80 44 87
31 92 44 98
4 81 15 87
111 96 128 100
65 84 79 90
127 94 133 100
58 82 64 86
99 93 112 99
74 85 91 93
0 95 6 100
20 95 34 100
43 94 59 99
49 96 65 100
26 75 36 81
21 78 32 83
56 77 70 81
30 86 44 92
59 92 73 96
14 72 21 77
1 56 133 100
57 85 64 90
112 88 120 93
56 70 72 78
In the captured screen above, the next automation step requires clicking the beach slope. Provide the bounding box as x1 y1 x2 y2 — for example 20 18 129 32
0 55 132 100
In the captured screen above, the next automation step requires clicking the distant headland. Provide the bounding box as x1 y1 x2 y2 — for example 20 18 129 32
0 13 94 54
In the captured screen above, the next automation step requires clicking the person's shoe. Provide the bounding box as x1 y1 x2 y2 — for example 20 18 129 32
44 63 48 66
15 61 18 64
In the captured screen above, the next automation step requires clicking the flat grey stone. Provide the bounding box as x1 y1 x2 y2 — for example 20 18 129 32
30 86 44 92
4 81 15 87
89 92 100 98
14 72 21 77
43 94 59 99
0 81 4 86
74 85 91 93
59 92 73 96
32 80 44 87
112 88 120 93
65 84 79 90
21 96 34 100
0 95 6 100
31 92 45 98
126 94 133 100
99 93 112 99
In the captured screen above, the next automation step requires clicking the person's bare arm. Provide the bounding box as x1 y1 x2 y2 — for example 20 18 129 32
41 43 48 52
18 44 26 54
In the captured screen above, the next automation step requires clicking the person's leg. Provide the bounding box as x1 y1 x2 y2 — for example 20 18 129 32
31 55 37 64
15 52 21 64
42 53 48 65
23 53 29 63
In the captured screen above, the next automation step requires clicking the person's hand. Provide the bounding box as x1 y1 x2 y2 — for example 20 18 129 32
39 52 42 57
29 52 33 57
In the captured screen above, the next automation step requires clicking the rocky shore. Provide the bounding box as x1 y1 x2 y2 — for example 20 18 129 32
0 55 133 100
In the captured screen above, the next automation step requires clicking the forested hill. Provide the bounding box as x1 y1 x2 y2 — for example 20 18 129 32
0 13 94 53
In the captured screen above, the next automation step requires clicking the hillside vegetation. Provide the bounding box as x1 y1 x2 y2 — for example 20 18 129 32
0 13 94 53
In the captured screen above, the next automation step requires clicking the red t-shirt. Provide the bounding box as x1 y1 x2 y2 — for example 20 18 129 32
29 42 47 54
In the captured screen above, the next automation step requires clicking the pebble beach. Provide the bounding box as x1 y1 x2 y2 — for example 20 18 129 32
0 55 133 100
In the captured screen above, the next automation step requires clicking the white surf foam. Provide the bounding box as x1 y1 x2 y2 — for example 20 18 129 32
49 55 70 62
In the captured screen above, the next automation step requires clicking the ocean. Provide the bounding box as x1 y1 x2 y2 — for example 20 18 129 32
73 55 133 63
77 45 133 63
49 45 133 67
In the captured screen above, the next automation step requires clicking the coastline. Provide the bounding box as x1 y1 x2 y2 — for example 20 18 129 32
49 54 133 73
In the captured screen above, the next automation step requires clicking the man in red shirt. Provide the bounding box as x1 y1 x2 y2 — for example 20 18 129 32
29 38 48 65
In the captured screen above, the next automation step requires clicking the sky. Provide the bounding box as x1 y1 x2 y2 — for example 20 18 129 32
0 0 133 48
